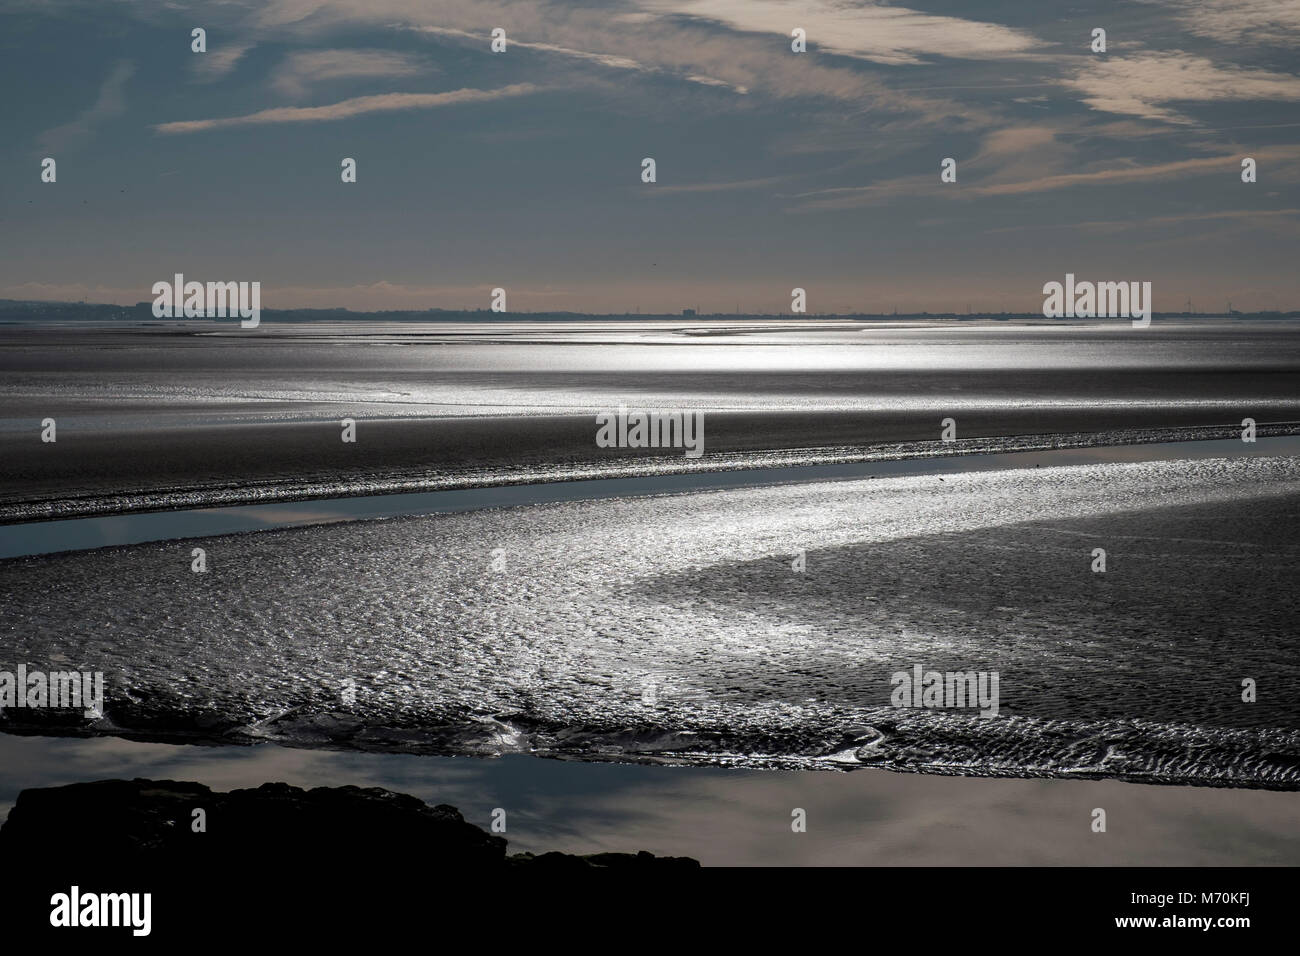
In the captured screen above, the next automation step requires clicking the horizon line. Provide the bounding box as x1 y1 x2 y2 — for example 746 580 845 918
3 298 1300 319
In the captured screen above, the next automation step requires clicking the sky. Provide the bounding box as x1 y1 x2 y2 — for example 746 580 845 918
2 0 1299 313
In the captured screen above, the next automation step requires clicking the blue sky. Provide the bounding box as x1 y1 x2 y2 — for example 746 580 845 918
2 0 1298 312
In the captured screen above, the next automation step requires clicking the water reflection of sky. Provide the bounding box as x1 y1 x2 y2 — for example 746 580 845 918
1 733 1295 866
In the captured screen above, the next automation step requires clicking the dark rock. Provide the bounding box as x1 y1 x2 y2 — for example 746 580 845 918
0 778 699 875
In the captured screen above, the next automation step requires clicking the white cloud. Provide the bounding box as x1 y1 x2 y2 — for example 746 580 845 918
1153 0 1300 45
154 83 540 134
1065 52 1300 123
640 0 1042 65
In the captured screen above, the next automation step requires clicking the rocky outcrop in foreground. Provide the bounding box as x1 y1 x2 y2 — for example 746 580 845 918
0 778 699 872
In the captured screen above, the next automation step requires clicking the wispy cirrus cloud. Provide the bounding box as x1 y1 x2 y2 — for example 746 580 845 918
987 207 1300 234
406 24 746 92
653 175 787 194
270 48 431 97
192 42 256 82
154 83 540 134
232 0 990 114
969 147 1300 196
789 130 1300 211
409 26 643 72
38 60 135 153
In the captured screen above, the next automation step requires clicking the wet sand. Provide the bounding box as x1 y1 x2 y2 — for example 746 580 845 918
3 455 1297 785
3 320 1299 518
3 319 1298 870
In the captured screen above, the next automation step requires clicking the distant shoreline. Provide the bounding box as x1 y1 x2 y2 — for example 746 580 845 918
3 299 1300 324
